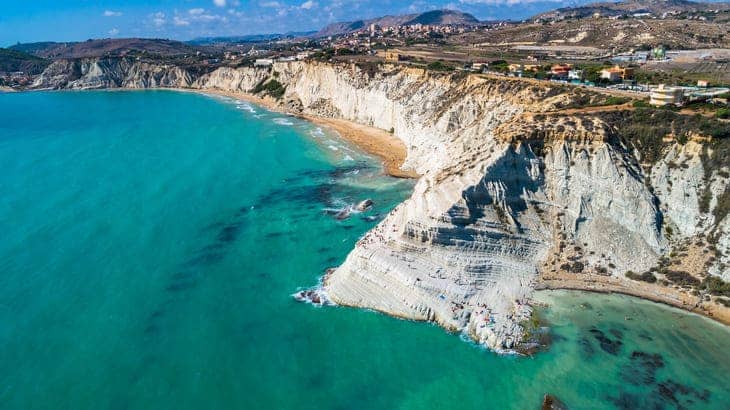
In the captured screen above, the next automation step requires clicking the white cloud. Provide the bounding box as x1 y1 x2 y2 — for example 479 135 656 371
213 0 227 7
300 0 317 10
108 28 120 36
103 10 122 17
171 8 230 27
151 12 166 27
174 16 191 26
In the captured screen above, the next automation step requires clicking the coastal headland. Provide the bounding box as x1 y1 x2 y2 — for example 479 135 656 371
24 58 730 352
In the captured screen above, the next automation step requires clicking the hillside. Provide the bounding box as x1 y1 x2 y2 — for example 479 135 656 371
10 38 202 59
451 16 730 49
188 31 316 45
316 9 480 37
0 48 50 75
534 0 730 20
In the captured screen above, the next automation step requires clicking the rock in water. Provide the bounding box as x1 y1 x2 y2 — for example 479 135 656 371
355 199 374 212
542 394 567 410
334 207 351 220
292 288 332 306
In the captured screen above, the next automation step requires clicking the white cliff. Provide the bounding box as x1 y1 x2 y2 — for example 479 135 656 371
30 59 730 348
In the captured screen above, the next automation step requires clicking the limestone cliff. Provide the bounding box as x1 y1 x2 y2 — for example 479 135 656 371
32 58 195 89
30 58 730 351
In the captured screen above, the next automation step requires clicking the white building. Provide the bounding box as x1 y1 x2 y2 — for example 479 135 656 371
650 85 685 107
369 23 379 36
568 69 583 80
254 58 274 67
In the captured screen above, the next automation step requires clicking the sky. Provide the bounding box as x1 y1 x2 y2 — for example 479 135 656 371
2 0 600 46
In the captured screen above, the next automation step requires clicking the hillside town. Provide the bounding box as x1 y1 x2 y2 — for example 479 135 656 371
2 4 729 115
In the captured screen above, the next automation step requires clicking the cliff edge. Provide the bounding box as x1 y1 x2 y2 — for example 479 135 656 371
29 59 730 352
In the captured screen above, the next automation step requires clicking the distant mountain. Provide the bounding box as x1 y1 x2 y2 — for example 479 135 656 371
188 31 316 45
316 9 481 37
0 48 50 74
533 0 730 20
10 38 201 59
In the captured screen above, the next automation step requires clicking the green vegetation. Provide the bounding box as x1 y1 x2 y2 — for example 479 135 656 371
584 95 631 106
634 67 730 88
426 61 454 72
601 96 630 106
716 108 729 119
560 261 585 273
712 187 730 228
613 108 730 166
575 63 613 85
664 270 700 287
311 48 335 61
625 270 657 283
699 137 730 216
702 276 730 297
519 309 543 344
487 59 509 73
355 62 382 79
0 47 50 75
253 79 286 99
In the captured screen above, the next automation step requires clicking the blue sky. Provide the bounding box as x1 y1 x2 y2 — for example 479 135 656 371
2 0 595 46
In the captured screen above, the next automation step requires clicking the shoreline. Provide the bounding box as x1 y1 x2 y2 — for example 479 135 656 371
187 87 419 179
10 86 728 330
538 276 730 326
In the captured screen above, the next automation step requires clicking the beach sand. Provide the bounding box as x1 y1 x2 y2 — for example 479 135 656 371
539 271 730 326
192 88 419 179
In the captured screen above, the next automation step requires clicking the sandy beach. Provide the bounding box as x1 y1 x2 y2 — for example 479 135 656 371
539 272 730 326
190 87 418 179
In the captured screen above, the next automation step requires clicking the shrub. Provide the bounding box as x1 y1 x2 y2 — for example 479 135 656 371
716 298 730 307
426 61 454 72
253 79 286 99
664 270 700 286
602 96 630 106
716 108 729 119
701 276 730 297
571 261 585 273
626 270 657 283
712 187 730 227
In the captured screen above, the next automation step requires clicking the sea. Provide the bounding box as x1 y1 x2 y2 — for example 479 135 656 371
0 90 728 409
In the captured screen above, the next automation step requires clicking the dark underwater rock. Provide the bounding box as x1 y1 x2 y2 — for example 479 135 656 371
589 327 623 355
541 394 567 410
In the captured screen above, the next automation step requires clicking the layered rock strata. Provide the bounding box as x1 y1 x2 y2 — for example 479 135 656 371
30 59 730 350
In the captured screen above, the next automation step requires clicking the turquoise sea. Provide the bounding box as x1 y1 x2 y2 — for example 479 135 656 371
0 90 728 410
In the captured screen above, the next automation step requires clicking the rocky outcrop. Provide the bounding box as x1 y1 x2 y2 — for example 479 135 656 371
32 58 195 89
261 62 728 348
194 67 269 93
30 58 730 349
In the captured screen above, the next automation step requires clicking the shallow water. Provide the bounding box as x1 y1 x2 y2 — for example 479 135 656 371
0 90 727 409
